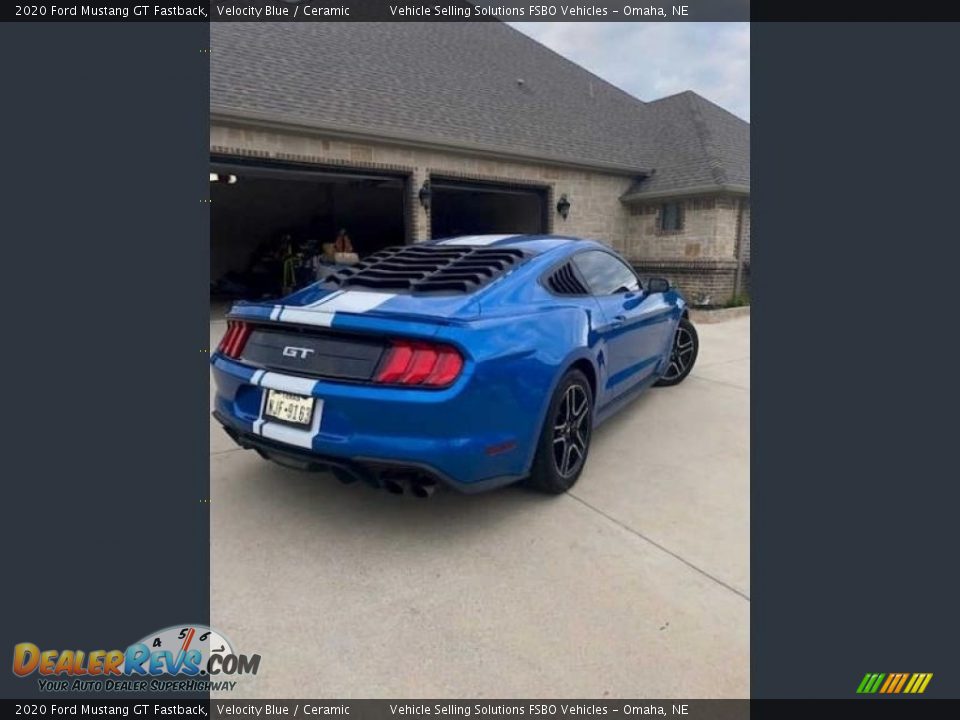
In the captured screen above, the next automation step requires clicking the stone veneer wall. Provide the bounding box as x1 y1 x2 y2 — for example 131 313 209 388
624 194 750 305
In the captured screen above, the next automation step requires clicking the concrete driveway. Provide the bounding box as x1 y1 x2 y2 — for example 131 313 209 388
209 314 750 698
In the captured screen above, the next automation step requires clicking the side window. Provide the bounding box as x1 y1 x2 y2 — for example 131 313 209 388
659 202 684 232
572 251 639 296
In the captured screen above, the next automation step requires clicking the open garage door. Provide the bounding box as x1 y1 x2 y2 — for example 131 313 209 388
430 177 548 239
210 157 408 301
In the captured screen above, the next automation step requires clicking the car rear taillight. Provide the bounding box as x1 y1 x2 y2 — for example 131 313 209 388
375 340 464 388
217 320 253 359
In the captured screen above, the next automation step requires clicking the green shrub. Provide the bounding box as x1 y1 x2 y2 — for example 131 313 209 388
724 292 750 308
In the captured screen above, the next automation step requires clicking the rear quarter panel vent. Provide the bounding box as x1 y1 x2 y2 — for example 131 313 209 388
546 262 589 295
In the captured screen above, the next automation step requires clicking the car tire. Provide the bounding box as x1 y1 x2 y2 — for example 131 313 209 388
654 317 699 387
527 369 594 494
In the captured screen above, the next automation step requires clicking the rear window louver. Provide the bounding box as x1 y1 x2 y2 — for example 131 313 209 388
546 262 589 295
324 245 526 294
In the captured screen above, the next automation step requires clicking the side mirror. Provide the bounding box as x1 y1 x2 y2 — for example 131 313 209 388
646 277 671 293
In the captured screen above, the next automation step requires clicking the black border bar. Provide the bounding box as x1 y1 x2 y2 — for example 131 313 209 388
10 1 960 23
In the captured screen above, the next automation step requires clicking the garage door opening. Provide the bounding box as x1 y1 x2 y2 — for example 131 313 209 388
429 178 547 239
211 158 408 301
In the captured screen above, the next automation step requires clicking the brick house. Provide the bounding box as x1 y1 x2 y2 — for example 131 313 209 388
210 22 749 304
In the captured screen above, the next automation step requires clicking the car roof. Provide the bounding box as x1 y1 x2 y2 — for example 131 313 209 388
428 234 598 256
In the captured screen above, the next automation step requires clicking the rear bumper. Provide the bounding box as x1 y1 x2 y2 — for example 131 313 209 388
213 413 519 494
210 353 540 493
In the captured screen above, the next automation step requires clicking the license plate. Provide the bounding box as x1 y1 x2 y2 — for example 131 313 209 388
264 389 315 427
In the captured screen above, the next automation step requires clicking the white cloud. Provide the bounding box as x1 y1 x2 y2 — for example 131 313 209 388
509 22 750 120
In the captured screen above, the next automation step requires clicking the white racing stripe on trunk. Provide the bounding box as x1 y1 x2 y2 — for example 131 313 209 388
439 234 518 246
306 289 345 308
314 290 397 313
260 399 325 449
272 290 395 327
275 308 335 327
269 306 282 321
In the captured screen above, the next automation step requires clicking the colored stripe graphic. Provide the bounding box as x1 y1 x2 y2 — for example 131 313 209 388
857 673 885 693
893 673 910 693
904 673 934 694
880 673 905 693
858 672 933 694
879 674 895 693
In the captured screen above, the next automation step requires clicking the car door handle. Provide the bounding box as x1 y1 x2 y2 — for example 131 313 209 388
612 315 627 326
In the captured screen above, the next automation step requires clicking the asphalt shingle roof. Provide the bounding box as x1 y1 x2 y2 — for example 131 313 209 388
211 22 749 196
626 90 751 196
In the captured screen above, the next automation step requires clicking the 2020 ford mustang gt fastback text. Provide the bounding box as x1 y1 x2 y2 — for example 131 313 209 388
212 235 699 496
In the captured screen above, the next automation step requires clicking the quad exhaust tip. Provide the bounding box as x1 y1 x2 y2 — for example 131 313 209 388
381 476 438 498
383 479 405 495
410 481 437 499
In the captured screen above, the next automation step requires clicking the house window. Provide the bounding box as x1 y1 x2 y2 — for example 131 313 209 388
659 202 684 232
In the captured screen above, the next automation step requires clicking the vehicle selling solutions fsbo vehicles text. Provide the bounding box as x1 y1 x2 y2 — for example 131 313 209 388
386 6 685 19
388 6 587 18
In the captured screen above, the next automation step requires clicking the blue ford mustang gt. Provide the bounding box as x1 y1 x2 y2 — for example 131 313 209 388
211 234 698 496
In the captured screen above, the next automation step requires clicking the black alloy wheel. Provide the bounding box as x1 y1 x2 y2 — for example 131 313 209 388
655 317 699 387
552 383 591 479
527 369 594 494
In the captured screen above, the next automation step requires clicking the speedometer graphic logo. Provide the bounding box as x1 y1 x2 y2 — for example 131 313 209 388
129 624 237 676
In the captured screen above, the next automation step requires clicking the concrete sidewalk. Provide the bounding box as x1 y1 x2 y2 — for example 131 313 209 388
209 316 750 698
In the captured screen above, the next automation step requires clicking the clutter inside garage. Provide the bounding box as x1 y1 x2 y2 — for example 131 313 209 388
210 160 407 301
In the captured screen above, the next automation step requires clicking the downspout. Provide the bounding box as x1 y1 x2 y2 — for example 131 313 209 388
732 197 746 299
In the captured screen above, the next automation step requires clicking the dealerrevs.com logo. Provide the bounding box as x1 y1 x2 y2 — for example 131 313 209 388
13 625 260 693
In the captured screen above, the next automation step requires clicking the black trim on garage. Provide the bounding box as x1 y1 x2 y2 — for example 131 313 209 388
212 154 408 186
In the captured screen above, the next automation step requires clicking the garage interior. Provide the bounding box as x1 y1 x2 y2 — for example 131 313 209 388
210 158 408 300
210 162 550 303
429 178 547 239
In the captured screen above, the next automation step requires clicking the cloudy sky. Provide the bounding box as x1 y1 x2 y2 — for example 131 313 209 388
509 23 750 120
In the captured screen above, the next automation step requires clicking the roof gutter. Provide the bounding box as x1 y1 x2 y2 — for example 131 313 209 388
210 107 651 178
620 183 750 203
